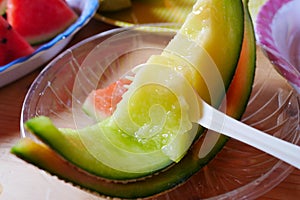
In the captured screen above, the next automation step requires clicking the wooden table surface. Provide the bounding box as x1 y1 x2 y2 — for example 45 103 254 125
0 18 299 200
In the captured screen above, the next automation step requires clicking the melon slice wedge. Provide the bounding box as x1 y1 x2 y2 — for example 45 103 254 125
17 0 244 180
11 0 256 198
6 0 78 45
15 0 244 178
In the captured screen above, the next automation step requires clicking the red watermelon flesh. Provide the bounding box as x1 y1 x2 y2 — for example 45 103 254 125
6 0 78 45
82 79 131 121
0 15 34 66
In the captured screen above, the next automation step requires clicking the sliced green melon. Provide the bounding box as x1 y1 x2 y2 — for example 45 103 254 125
6 0 78 45
19 0 244 180
11 0 256 198
0 15 34 66
15 0 243 179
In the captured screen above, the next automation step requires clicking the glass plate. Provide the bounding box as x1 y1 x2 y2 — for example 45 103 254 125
2 25 300 200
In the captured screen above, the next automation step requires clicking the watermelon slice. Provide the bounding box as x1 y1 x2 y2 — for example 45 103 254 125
6 0 78 45
0 15 34 66
82 78 131 121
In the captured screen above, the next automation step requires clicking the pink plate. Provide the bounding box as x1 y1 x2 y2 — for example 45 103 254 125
256 0 300 93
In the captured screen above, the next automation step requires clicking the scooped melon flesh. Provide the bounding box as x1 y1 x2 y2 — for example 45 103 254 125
21 0 244 180
112 63 202 162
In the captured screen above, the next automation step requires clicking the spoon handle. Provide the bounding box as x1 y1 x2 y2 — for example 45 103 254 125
197 96 300 169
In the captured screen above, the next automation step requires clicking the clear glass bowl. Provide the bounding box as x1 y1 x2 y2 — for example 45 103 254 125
20 25 300 200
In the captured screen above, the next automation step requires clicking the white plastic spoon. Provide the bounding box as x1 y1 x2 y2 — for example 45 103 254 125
196 94 300 169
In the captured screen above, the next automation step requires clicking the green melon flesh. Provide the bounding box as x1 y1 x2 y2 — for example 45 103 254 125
11 0 256 198
111 63 202 163
0 15 34 66
6 0 78 45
